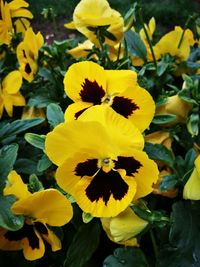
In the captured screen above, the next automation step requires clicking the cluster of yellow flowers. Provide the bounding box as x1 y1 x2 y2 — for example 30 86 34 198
0 0 200 263
0 0 44 118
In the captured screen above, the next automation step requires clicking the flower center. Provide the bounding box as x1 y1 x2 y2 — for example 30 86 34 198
98 157 115 173
101 94 113 105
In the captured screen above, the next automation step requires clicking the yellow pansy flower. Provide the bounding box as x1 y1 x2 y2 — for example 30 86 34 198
17 27 44 82
65 0 124 47
45 108 158 218
64 61 155 132
0 70 25 118
0 0 13 45
154 26 191 62
183 155 200 200
101 207 148 246
0 170 73 261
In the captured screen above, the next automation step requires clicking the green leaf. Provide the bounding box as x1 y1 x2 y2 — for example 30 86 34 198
28 94 56 108
187 112 199 137
46 103 64 128
0 195 24 231
152 114 177 124
0 118 44 142
159 174 178 191
144 142 174 167
0 144 18 193
125 30 147 61
28 174 44 193
37 154 52 172
24 133 45 150
14 158 42 175
64 220 100 267
103 247 149 267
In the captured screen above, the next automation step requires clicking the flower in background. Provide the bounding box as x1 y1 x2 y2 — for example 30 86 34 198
0 70 25 118
101 207 148 246
156 94 192 126
65 0 124 47
183 155 200 200
0 171 73 260
154 26 191 63
45 108 158 217
17 27 44 82
145 131 178 198
64 61 155 132
132 17 160 66
0 0 13 45
67 40 94 58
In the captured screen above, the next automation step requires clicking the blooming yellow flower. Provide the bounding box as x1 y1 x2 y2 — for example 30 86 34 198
45 108 158 217
0 170 73 260
65 0 124 47
17 27 44 82
64 61 155 132
0 0 13 45
154 26 191 62
101 207 148 246
183 155 200 200
0 70 25 118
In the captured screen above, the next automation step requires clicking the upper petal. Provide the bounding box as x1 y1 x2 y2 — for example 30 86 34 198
64 61 106 102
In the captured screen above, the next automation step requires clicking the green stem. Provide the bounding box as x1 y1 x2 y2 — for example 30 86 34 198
138 7 157 70
96 29 111 67
178 15 193 48
150 229 158 259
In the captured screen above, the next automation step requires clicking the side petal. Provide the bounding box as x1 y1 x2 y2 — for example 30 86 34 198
4 170 31 200
11 189 73 226
2 70 22 94
111 85 155 132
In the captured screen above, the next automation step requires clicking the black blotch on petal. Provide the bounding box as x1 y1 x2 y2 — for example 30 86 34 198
75 107 89 119
111 96 139 118
25 63 32 74
80 78 105 104
115 156 142 176
5 223 39 249
75 159 99 177
86 169 128 205
34 222 48 235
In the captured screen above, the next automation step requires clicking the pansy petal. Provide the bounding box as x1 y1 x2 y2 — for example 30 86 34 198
4 170 30 199
111 85 155 132
11 9 33 19
183 155 200 200
41 226 61 252
101 207 148 243
45 120 117 166
56 152 137 217
11 189 73 226
105 69 138 95
78 105 144 150
8 0 29 10
3 94 13 117
0 228 23 251
2 70 22 94
64 101 93 121
122 149 159 200
11 92 26 106
64 61 106 102
22 227 45 261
